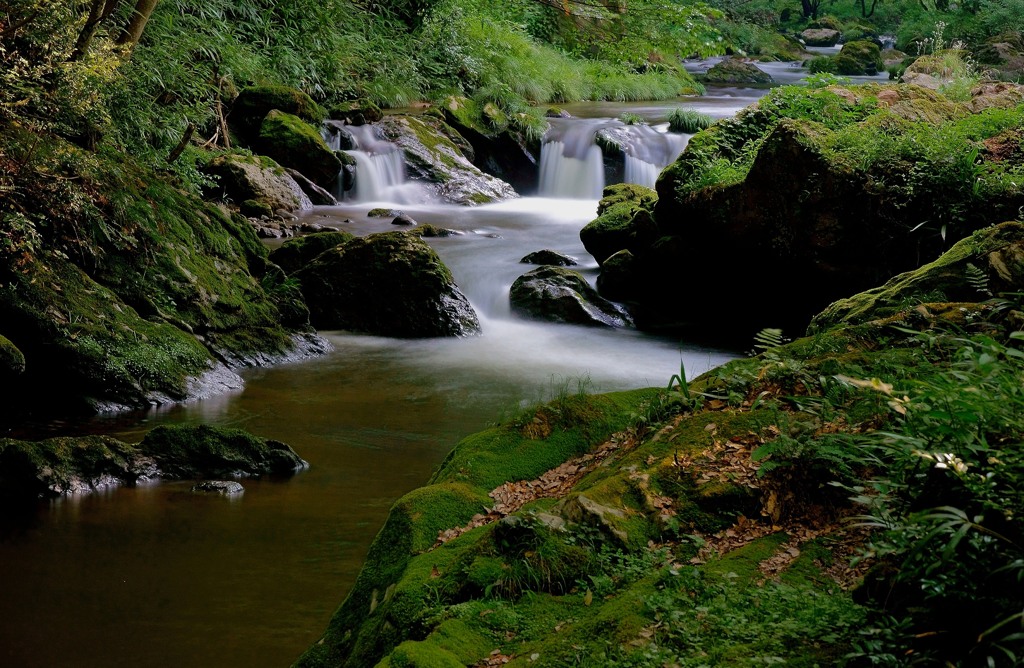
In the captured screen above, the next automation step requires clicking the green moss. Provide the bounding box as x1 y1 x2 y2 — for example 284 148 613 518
258 110 342 188
580 184 657 265
0 435 139 497
703 533 792 583
240 198 274 218
327 99 383 125
269 231 354 275
232 85 326 138
0 334 26 377
138 424 306 478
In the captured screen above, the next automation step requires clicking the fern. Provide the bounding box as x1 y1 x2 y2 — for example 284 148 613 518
965 262 992 297
753 327 787 352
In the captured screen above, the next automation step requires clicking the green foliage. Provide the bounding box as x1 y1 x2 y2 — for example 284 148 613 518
667 108 714 133
618 112 646 126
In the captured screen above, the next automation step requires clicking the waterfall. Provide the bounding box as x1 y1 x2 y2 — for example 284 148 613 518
539 117 691 197
323 122 425 204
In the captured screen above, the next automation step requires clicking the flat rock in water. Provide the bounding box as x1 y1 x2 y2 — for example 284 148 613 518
702 58 775 85
192 480 245 495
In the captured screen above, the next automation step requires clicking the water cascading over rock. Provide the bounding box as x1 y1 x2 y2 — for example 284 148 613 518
538 117 690 199
323 123 423 203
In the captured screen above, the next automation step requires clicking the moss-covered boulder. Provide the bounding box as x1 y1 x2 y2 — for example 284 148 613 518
257 110 342 190
268 231 354 275
294 231 481 337
0 334 25 379
442 96 544 194
230 85 326 141
326 99 383 126
801 28 841 47
604 83 1024 335
702 58 775 85
975 32 1024 82
834 40 883 75
0 425 306 498
138 424 307 479
510 266 633 328
0 124 325 412
378 114 518 205
580 184 657 265
204 152 313 214
811 222 1024 331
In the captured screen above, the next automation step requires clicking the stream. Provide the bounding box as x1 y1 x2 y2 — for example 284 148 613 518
0 62 887 668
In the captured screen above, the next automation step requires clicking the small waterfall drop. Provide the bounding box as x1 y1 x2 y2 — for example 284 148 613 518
539 117 691 197
323 123 426 204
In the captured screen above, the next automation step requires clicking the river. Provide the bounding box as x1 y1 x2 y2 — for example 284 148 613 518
0 63 887 668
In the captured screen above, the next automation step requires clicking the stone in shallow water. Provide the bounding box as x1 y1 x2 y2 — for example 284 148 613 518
520 249 578 267
192 480 244 495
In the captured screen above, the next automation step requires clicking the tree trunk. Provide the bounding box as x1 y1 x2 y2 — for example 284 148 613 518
115 0 160 48
70 0 122 61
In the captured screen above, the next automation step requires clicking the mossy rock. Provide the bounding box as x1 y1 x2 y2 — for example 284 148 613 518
0 435 145 498
0 334 25 378
203 151 312 213
580 183 657 265
327 99 383 126
810 221 1024 331
834 40 883 75
240 198 274 219
801 28 841 48
138 424 307 479
702 58 775 85
231 85 326 140
257 110 342 190
807 15 844 32
294 231 481 337
268 231 354 275
378 115 518 205
520 249 578 267
595 249 637 301
510 266 633 328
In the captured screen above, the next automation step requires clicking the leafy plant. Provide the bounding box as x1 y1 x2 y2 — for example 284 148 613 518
667 108 714 133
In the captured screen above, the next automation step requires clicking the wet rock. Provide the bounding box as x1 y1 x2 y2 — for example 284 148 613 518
139 424 308 479
596 249 637 301
392 213 418 226
295 231 481 337
258 110 342 190
378 114 518 206
240 199 274 219
412 224 463 238
702 58 775 85
520 250 578 267
204 152 312 213
801 28 841 47
368 208 403 218
287 168 338 206
510 266 633 328
322 120 357 150
192 480 245 495
269 231 354 274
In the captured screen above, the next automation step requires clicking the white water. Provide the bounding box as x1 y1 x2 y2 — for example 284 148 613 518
539 117 691 196
327 123 429 204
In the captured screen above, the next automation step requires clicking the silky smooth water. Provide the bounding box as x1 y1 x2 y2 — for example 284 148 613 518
0 69 860 666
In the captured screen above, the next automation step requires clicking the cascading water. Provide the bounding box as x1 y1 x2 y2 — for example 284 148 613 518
322 122 425 204
539 117 691 198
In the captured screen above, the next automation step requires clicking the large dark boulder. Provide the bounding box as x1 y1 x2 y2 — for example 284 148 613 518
0 334 25 379
269 231 354 275
605 83 1024 336
139 424 307 479
510 266 633 328
834 40 883 75
295 232 481 337
258 110 342 190
520 249 578 267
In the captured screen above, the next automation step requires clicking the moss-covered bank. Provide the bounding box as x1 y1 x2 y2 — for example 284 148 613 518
0 121 326 414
